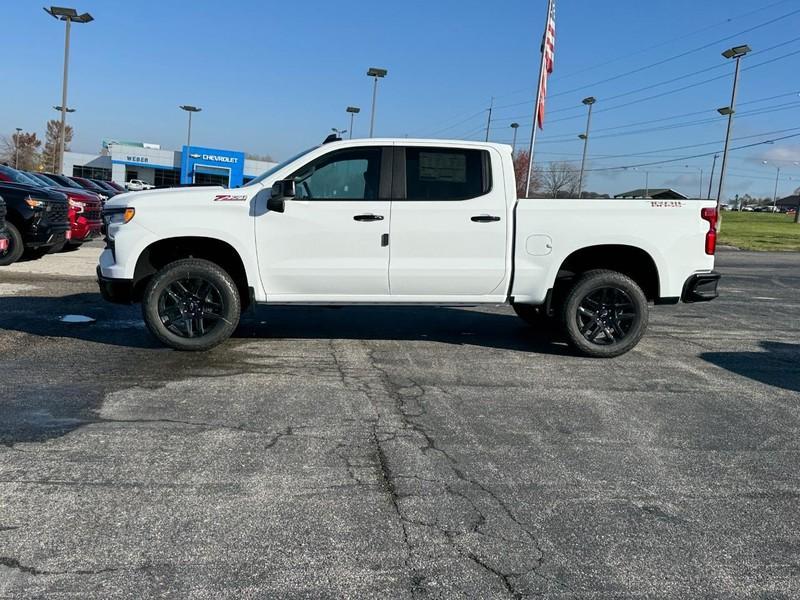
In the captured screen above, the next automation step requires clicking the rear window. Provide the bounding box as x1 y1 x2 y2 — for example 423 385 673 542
405 147 490 201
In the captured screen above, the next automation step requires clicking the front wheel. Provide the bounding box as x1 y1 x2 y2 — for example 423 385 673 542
0 223 24 266
562 270 648 358
142 258 241 351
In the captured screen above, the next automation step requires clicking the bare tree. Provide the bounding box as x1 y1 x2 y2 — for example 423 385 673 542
0 131 42 170
512 151 542 198
41 120 73 173
540 161 580 198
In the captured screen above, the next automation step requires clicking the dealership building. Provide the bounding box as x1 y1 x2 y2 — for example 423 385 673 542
62 140 277 188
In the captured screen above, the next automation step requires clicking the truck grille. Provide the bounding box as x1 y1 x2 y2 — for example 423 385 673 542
47 201 69 223
84 208 102 221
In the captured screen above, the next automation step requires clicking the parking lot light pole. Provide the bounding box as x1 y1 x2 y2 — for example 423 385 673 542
44 6 93 175
716 44 751 210
346 106 360 139
51 106 75 172
510 123 520 155
367 68 387 138
14 128 22 169
577 96 596 199
179 105 202 149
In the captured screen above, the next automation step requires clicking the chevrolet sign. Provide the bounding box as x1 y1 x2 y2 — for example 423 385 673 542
190 153 239 164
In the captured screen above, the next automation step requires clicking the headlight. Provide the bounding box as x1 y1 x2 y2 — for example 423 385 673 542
103 207 135 226
68 199 86 213
25 197 46 209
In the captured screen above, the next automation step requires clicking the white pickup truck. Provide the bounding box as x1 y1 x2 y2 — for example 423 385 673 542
98 138 720 357
126 179 155 192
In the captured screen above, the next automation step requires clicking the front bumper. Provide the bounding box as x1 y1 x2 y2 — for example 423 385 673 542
97 266 135 304
682 271 721 303
71 217 102 242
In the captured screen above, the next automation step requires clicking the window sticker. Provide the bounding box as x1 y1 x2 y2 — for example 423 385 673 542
419 152 467 183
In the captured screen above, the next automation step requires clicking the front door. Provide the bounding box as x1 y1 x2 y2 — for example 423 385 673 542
389 146 508 296
257 146 391 299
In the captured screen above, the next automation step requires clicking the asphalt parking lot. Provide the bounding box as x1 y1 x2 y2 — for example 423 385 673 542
0 246 798 598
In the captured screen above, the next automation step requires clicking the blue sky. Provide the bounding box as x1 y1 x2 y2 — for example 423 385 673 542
2 0 799 198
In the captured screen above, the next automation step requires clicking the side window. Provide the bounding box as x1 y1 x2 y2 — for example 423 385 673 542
292 148 382 200
405 147 490 200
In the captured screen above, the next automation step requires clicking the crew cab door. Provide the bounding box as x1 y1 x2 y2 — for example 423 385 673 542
388 146 508 296
257 146 392 299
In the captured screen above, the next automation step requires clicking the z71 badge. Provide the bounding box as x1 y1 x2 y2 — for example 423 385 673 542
213 194 248 202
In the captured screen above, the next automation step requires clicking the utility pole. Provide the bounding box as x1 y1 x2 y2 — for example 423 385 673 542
484 97 494 142
707 154 718 200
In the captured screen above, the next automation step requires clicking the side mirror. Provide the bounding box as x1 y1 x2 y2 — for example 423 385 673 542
268 179 295 213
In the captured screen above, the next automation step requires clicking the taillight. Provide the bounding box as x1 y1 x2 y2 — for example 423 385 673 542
701 207 718 255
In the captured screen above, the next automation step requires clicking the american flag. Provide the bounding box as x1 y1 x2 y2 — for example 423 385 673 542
537 0 556 129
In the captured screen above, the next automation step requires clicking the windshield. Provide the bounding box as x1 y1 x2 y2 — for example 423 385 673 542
243 146 318 187
0 165 44 187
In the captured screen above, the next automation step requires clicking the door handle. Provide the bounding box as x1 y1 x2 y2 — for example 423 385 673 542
354 214 384 222
471 215 501 223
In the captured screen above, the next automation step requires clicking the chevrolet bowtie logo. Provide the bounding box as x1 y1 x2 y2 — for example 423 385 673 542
189 153 201 159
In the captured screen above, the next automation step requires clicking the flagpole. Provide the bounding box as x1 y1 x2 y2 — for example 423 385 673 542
524 0 554 198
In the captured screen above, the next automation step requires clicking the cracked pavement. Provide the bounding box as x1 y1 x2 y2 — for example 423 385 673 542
0 248 799 598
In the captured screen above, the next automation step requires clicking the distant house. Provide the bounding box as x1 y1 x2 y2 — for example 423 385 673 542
613 188 689 200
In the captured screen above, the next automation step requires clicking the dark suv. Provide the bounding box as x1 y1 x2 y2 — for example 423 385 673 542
0 177 70 266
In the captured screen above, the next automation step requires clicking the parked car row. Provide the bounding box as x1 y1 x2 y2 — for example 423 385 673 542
0 165 125 266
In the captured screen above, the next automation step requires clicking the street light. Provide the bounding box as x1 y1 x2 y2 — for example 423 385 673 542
685 165 704 199
577 96 596 199
510 123 520 155
716 44 751 210
44 6 93 175
366 67 388 138
14 128 22 169
332 127 348 138
346 106 360 139
179 105 202 150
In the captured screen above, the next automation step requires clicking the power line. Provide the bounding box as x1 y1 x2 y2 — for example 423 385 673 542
587 130 800 172
492 5 800 112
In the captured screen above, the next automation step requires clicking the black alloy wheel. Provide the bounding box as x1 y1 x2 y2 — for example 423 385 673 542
575 287 637 345
157 277 226 338
142 258 241 351
562 269 648 358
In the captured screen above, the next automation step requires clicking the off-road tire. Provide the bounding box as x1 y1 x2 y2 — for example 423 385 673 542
561 269 648 358
0 223 24 266
142 258 241 351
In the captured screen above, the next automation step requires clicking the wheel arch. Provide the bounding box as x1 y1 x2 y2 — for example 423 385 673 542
555 244 660 301
132 236 252 307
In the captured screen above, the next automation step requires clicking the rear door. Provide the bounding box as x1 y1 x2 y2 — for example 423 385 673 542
257 146 392 298
388 146 508 296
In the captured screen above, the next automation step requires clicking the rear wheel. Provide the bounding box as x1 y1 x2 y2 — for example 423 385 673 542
561 269 648 358
142 258 241 351
0 223 24 266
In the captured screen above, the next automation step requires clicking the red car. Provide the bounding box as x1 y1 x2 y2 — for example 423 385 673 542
0 167 102 250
